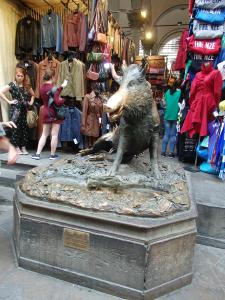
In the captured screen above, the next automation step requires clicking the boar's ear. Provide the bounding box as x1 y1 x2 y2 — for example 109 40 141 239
140 58 149 74
122 65 127 73
140 62 148 77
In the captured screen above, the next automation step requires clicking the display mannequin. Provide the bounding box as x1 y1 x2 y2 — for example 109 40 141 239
81 83 103 148
181 62 223 137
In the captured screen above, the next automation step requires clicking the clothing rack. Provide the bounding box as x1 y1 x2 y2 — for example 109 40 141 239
108 10 134 43
19 0 88 18
42 0 54 10
61 0 73 13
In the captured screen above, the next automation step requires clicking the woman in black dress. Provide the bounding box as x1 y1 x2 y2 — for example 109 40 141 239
0 67 35 154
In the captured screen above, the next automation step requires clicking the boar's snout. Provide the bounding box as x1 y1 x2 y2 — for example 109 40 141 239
105 88 127 113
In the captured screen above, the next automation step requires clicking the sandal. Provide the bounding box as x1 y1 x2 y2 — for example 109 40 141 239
21 147 29 155
16 147 23 155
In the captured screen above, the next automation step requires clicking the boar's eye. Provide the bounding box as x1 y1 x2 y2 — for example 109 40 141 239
128 80 136 87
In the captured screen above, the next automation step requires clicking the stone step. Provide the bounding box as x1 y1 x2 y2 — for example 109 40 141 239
0 159 36 172
0 186 15 204
186 171 225 249
0 167 26 188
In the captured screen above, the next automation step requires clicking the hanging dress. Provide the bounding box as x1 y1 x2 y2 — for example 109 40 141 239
181 63 222 137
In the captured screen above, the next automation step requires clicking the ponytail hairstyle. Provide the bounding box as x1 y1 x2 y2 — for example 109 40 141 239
43 69 55 82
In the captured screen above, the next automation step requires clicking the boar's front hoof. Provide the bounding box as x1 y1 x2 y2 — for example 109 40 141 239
150 164 162 180
153 170 162 180
108 167 117 177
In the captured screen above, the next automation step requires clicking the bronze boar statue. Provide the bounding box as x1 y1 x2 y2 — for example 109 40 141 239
81 64 161 178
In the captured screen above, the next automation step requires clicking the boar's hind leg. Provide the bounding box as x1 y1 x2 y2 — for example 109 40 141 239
149 130 162 179
80 138 113 156
108 134 125 176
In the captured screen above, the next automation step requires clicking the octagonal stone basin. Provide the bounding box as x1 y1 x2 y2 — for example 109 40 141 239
13 155 197 299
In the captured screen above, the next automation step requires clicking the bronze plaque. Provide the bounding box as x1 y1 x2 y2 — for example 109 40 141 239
63 228 89 251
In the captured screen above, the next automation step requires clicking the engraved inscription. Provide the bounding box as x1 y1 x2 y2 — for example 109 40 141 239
64 228 89 251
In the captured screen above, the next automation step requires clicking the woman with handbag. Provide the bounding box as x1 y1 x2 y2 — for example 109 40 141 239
31 70 67 160
0 67 35 155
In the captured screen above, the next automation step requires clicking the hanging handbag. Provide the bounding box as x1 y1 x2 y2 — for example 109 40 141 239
95 32 107 44
87 52 103 63
102 43 111 62
27 105 38 128
86 64 99 81
94 9 107 44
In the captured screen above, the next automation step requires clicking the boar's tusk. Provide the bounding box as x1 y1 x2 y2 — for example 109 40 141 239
103 104 114 113
122 64 127 73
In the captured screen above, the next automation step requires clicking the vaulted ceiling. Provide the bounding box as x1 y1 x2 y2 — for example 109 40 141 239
108 0 189 53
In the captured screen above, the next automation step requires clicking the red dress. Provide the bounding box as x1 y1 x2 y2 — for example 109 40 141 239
174 30 189 71
181 63 222 137
40 83 65 124
189 0 195 15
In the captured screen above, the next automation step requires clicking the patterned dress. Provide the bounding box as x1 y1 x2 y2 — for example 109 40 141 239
8 82 33 148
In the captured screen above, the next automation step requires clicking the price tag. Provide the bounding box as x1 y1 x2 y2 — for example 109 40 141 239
99 117 102 124
73 138 78 144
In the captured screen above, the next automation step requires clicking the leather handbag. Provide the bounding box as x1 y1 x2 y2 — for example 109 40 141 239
53 104 66 120
47 87 66 120
95 32 107 44
87 52 103 63
86 64 99 81
102 43 111 61
27 106 38 128
94 8 107 44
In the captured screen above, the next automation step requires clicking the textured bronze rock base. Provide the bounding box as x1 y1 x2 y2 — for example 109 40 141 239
20 155 190 217
14 169 197 300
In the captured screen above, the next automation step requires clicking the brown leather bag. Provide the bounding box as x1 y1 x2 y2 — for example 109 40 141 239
94 8 107 44
27 106 38 128
86 64 99 81
95 32 107 44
